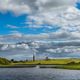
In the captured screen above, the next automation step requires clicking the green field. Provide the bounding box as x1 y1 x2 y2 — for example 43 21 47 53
53 64 80 70
12 58 80 65
1 58 80 69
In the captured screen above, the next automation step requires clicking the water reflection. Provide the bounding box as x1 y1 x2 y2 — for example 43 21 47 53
0 68 80 80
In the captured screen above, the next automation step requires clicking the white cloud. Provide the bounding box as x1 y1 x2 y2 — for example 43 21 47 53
7 25 19 29
46 49 56 53
36 0 76 12
27 0 78 29
0 0 31 15
46 46 80 54
1 44 9 50
28 6 80 30
0 30 80 43
0 0 78 31
0 0 80 42
0 0 76 14
9 31 22 38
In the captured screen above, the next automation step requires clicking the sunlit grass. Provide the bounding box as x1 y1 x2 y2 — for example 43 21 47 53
9 59 80 65
1 58 80 69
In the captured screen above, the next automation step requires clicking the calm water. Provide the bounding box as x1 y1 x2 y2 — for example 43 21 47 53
0 68 80 80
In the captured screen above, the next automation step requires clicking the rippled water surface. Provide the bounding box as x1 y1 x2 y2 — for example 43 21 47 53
0 68 80 80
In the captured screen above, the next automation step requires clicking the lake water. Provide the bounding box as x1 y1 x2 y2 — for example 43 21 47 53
0 68 80 80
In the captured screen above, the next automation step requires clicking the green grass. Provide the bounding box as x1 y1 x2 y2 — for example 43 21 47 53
1 58 80 69
12 59 80 69
54 64 80 70
16 59 80 65
0 57 11 65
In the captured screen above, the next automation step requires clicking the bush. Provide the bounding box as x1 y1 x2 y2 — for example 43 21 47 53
0 57 11 65
67 61 76 65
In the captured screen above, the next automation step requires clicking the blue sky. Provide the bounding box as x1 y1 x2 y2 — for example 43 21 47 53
0 0 79 35
76 2 80 9
0 12 26 34
0 0 80 59
0 12 60 35
0 0 79 42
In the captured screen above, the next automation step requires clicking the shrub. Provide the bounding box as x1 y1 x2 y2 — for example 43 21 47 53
67 61 76 65
0 57 11 65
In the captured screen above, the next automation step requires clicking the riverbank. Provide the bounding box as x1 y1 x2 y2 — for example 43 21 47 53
1 64 80 70
39 64 80 70
1 58 80 69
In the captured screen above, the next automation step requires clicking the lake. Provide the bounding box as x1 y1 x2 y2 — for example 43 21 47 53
0 68 80 80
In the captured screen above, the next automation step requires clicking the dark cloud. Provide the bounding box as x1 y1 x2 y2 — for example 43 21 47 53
0 40 80 60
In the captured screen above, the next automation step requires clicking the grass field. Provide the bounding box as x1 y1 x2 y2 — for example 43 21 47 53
53 64 80 70
1 58 80 69
13 58 80 65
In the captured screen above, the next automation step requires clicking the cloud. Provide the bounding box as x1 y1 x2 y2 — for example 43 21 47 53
1 40 80 59
28 6 80 30
0 30 80 44
0 33 49 43
36 0 76 11
0 0 80 42
46 46 80 54
46 49 56 53
0 0 31 15
7 25 19 29
0 0 77 19
27 0 78 29
1 0 80 60
0 0 78 30
0 0 76 14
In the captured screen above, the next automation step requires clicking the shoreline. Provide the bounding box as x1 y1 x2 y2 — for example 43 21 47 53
0 64 80 70
1 58 80 70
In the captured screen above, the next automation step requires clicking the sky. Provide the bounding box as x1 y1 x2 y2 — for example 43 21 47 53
0 0 80 42
0 0 80 60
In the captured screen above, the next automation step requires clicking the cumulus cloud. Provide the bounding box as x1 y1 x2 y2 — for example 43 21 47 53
28 6 80 30
1 29 80 43
1 37 80 59
0 0 31 15
0 0 77 21
36 0 76 11
27 0 78 29
1 0 80 59
0 31 80 45
46 46 80 54
0 0 76 13
0 0 79 31
0 0 80 43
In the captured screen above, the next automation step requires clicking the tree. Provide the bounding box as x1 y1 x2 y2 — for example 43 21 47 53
67 61 76 65
11 59 14 62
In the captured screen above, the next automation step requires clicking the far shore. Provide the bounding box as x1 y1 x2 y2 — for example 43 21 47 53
0 58 80 70
1 64 80 70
